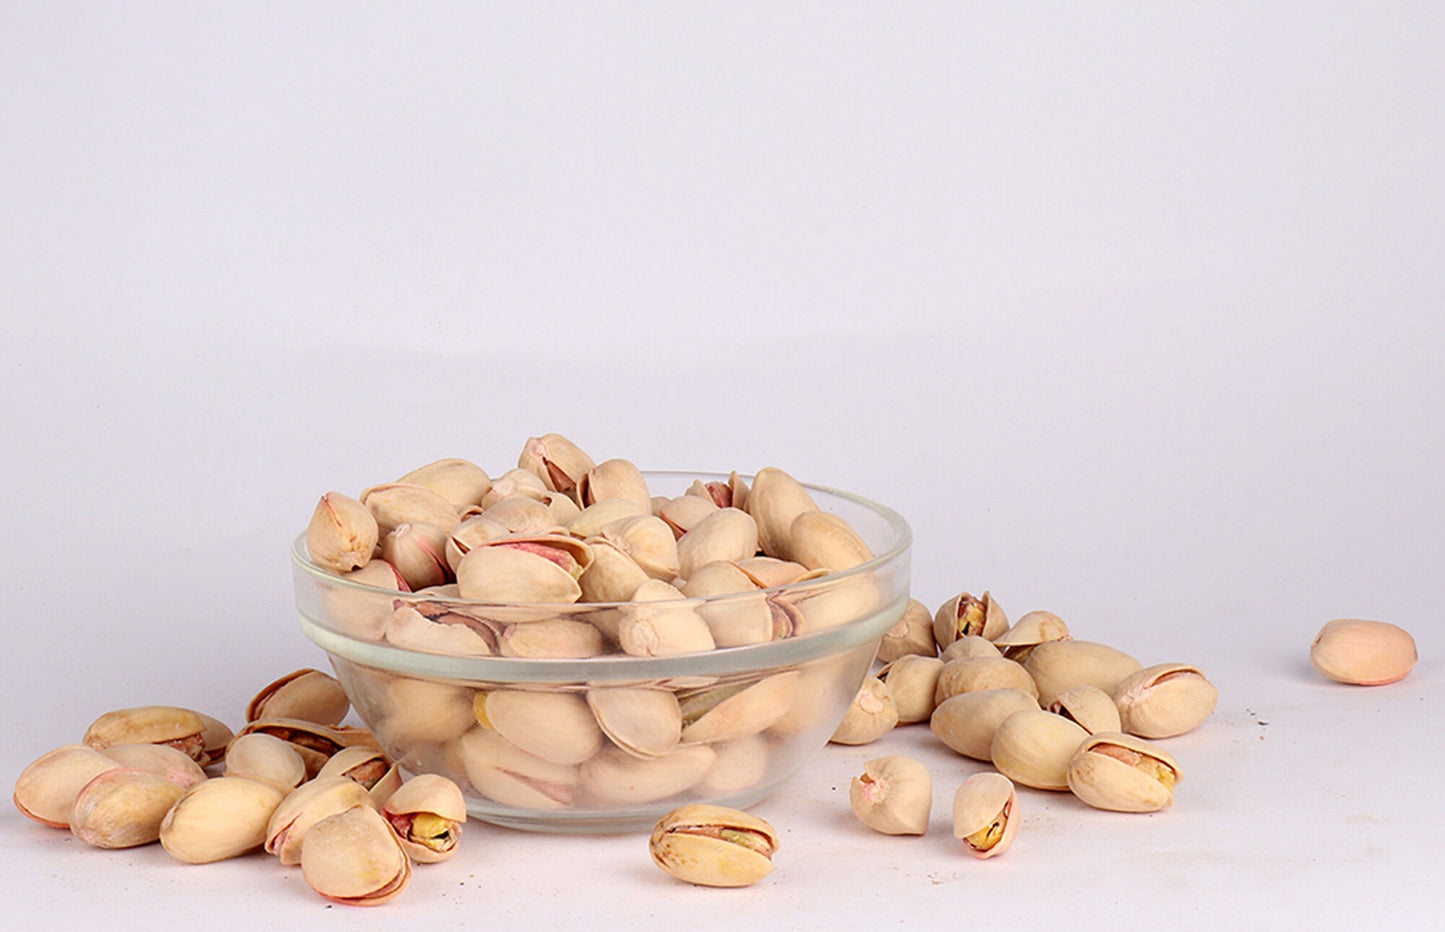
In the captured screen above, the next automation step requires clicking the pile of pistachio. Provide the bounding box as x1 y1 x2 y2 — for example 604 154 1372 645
831 592 1221 855
12 669 465 907
305 432 880 656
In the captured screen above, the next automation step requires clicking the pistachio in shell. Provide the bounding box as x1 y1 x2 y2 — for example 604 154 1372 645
650 803 779 888
953 772 1018 859
382 773 466 863
850 755 931 836
159 776 287 864
13 745 124 828
301 805 412 906
69 768 185 849
247 668 350 726
1112 663 1219 738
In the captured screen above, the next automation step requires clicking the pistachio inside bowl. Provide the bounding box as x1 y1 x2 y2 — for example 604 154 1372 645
292 470 911 833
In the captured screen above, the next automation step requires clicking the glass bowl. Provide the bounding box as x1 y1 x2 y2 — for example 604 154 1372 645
292 471 911 833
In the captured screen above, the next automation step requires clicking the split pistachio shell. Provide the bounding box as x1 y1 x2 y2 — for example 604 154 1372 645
70 768 185 849
992 610 1071 663
1113 663 1219 738
599 514 680 580
306 492 380 573
301 805 412 906
676 508 760 579
952 773 1018 859
473 690 602 766
361 482 460 536
445 515 511 570
680 672 800 744
930 689 1040 761
1049 685 1123 735
159 776 287 864
578 536 653 603
518 433 596 498
587 687 683 759
570 497 651 540
734 556 809 588
13 745 124 827
1067 732 1181 813
196 712 236 767
1310 619 1418 686
481 467 550 508
455 545 583 603
1023 640 1142 708
459 727 580 810
581 744 717 805
385 605 496 657
265 775 378 865
396 457 492 509
789 510 873 572
619 580 716 656
697 735 769 795
934 656 1039 705
658 494 719 537
683 563 773 647
247 668 350 726
383 774 466 863
850 756 931 836
498 617 606 659
317 746 394 791
577 458 651 510
99 743 207 789
235 718 381 778
940 634 1003 663
224 732 308 791
381 522 451 591
650 804 778 888
746 466 820 561
879 655 944 724
479 495 557 536
83 706 208 762
990 709 1090 791
877 598 938 664
933 590 1008 650
829 675 899 745
687 472 750 511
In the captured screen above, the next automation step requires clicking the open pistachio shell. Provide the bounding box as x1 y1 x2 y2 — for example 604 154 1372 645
301 806 412 906
384 604 497 657
383 774 466 863
952 772 1018 859
930 688 1040 761
397 457 492 509
474 689 602 766
380 522 451 591
159 776 287 864
306 491 379 573
587 687 683 760
850 755 931 836
265 775 378 865
13 745 124 828
599 514 680 581
679 672 800 744
1049 685 1123 735
932 591 1008 649
992 610 1071 663
876 598 938 664
84 706 209 763
1067 732 1181 813
1113 663 1219 738
577 458 652 510
518 433 596 498
990 709 1090 791
658 494 718 537
70 768 185 849
235 718 381 779
247 668 350 726
317 746 394 791
650 803 778 888
746 467 819 562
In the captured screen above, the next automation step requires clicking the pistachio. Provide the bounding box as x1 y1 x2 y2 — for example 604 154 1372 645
1067 732 1181 812
746 466 820 561
360 482 460 536
316 746 394 792
372 678 477 748
223 732 308 792
1049 685 1122 735
940 634 1003 663
932 590 1008 650
459 727 580 810
323 561 407 641
1310 618 1417 686
306 491 380 573
929 688 1039 761
990 709 1090 791
676 508 760 580
788 510 873 573
876 598 938 664
829 675 898 745
576 458 651 510
98 743 207 789
570 497 651 540
850 756 931 836
265 775 379 865
384 604 497 657
687 471 750 511
455 543 583 603
13 745 124 827
587 687 683 760
1113 663 1219 738
992 610 1071 663
878 655 944 724
618 580 716 656
396 457 492 509
682 562 772 647
382 773 466 863
650 804 778 888
473 689 602 766
578 536 653 603
658 493 719 537
380 522 451 591
69 769 185 849
933 656 1038 705
518 433 596 499
159 776 287 864
195 712 236 767
599 514 680 581
733 556 809 588
83 706 208 762
301 806 412 906
246 668 350 726
952 772 1018 859
498 617 606 659
680 672 800 744
479 467 549 508
697 735 769 795
581 744 717 805
235 718 380 779
478 495 557 537
1022 640 1142 708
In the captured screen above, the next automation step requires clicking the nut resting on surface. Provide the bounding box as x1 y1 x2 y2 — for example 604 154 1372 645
952 772 1018 859
850 756 931 836
301 805 413 907
829 676 898 745
650 804 779 888
1066 732 1181 813
1310 619 1417 685
1112 663 1218 738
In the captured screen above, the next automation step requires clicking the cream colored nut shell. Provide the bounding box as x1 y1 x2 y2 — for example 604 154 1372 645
1049 685 1122 735
160 776 287 864
83 706 208 761
746 466 820 562
1067 732 1181 813
930 688 1040 761
1113 663 1219 738
876 598 938 664
306 492 379 573
265 776 378 865
880 655 944 724
301 805 412 906
829 676 898 745
932 591 1008 649
934 656 1038 705
383 773 466 864
99 743 207 789
13 745 124 827
224 732 307 791
990 709 1089 791
1023 640 1142 708
69 768 184 849
850 756 931 836
1310 619 1417 685
952 772 1019 859
396 457 492 509
650 803 779 888
474 690 602 766
940 634 1003 663
247 668 350 726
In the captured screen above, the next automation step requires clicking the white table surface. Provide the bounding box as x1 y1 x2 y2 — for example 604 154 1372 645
3 3 1441 927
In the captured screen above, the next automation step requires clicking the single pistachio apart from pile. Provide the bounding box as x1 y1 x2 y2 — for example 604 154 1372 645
650 804 779 888
1066 732 1181 813
952 772 1019 859
1310 619 1417 686
849 756 931 835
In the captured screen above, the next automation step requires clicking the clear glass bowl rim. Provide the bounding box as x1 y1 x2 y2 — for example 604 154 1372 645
294 470 912 683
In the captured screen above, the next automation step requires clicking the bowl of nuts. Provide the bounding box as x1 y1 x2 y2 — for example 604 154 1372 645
292 436 912 833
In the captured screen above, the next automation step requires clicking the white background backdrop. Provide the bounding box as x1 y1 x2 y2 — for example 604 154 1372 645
2 3 1440 927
